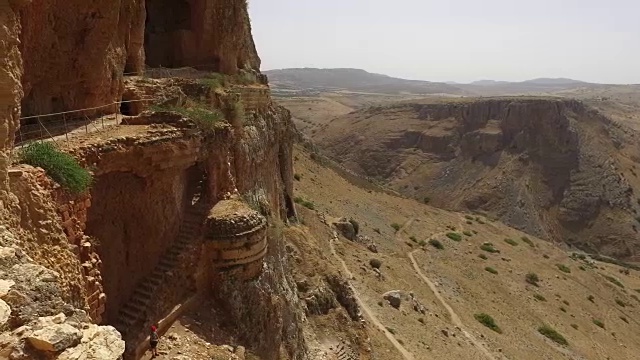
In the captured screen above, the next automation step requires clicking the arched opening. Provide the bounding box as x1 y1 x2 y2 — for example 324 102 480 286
120 101 132 116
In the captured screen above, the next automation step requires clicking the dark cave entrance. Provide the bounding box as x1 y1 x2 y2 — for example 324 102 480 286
144 0 193 68
119 101 132 116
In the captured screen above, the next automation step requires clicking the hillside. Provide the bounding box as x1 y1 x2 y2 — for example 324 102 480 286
265 68 466 96
291 146 640 360
312 97 640 261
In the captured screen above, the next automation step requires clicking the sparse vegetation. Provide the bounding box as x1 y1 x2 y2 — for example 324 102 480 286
615 299 627 307
521 236 535 247
533 294 546 302
465 215 474 220
560 306 567 312
154 104 224 133
463 230 473 236
409 236 418 243
504 238 518 246
480 243 500 253
579 265 586 271
538 325 568 346
478 254 488 260
418 240 427 246
446 232 462 241
603 274 625 288
474 313 502 333
423 197 431 204
588 295 595 302
466 220 473 225
293 196 315 210
543 254 550 259
199 72 225 89
385 327 396 335
391 223 401 232
563 300 570 306
570 324 578 330
294 173 302 181
593 319 605 329
620 316 629 323
526 272 540 287
20 142 92 194
369 258 382 269
429 239 444 250
485 267 498 274
556 264 571 273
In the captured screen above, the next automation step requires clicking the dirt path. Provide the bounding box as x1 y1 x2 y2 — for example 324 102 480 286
404 213 496 360
408 250 496 359
328 232 416 360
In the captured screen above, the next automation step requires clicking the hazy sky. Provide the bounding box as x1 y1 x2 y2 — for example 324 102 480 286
249 0 640 84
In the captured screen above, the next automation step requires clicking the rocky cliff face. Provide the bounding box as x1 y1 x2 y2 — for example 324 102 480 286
315 98 640 260
18 0 260 119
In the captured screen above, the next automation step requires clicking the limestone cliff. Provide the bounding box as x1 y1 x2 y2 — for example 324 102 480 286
18 0 260 119
315 98 640 260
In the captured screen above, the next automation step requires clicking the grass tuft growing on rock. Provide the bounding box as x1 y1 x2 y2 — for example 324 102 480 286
538 325 568 345
20 142 92 194
526 272 540 287
474 313 502 333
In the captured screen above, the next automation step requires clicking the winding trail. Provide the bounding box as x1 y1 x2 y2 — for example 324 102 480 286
408 249 496 360
402 215 496 359
328 233 416 360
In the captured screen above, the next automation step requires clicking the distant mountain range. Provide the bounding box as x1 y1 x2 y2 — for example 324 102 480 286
264 68 466 95
264 68 600 96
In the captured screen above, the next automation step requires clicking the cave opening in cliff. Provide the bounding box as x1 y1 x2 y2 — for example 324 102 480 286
85 165 204 324
144 0 194 68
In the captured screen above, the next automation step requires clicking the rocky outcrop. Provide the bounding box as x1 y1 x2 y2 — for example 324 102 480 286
316 98 640 259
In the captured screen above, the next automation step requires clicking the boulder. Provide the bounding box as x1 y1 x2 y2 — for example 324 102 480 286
383 291 403 309
28 323 82 352
0 299 10 326
333 219 356 240
0 279 15 297
58 325 125 360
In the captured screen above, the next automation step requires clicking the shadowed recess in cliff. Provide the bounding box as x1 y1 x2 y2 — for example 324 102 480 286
85 165 203 324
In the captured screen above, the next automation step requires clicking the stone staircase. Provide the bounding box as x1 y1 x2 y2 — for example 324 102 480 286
113 190 208 339
333 342 358 360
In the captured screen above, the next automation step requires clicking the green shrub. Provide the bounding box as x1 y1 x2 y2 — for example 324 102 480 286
349 218 360 235
20 142 92 194
373 228 381 234
423 197 431 204
429 239 444 250
615 299 626 307
533 294 546 302
409 236 418 243
538 325 568 345
476 217 486 224
294 173 302 181
478 254 488 260
480 244 500 253
466 220 473 225
369 258 382 269
485 267 498 274
446 232 462 241
560 306 567 312
526 272 540 287
156 104 224 133
463 231 473 237
556 264 571 273
418 240 427 246
472 230 478 234
620 316 629 323
199 72 225 89
391 223 401 232
543 254 550 259
570 324 578 330
588 295 595 302
603 275 625 288
465 215 474 220
504 238 518 246
579 265 586 271
521 236 535 247
293 196 315 210
385 327 396 335
563 300 570 306
592 319 605 329
474 313 502 333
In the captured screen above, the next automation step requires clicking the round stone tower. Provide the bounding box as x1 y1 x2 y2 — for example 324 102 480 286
204 197 267 280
